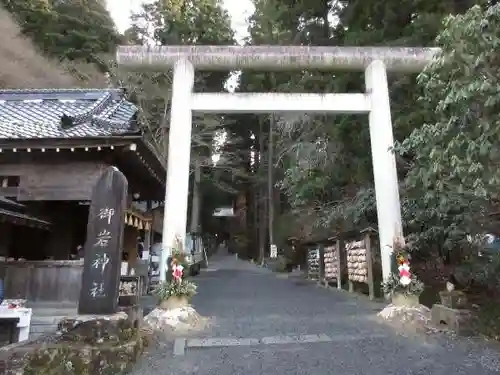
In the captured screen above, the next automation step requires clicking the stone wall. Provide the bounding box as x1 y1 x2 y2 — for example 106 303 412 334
1 313 146 375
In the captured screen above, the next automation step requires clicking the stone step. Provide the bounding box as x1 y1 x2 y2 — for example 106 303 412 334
30 308 77 317
30 315 68 325
28 311 73 339
28 332 44 341
29 324 57 332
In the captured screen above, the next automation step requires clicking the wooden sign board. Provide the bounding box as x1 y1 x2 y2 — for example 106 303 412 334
78 167 128 315
346 234 375 300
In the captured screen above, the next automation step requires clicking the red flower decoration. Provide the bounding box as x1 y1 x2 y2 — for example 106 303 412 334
172 265 183 281
399 268 411 278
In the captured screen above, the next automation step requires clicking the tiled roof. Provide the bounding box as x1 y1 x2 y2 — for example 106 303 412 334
0 88 139 139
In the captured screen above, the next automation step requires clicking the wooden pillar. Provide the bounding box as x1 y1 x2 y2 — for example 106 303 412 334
318 244 325 283
0 223 12 257
335 239 343 290
143 201 152 254
123 226 138 271
364 231 375 301
47 204 74 259
143 224 151 256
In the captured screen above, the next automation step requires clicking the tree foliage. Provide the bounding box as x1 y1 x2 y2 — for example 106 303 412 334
240 0 496 256
2 0 120 67
122 0 234 156
10 0 500 257
2 0 237 232
122 0 238 230
397 4 500 249
0 6 84 88
0 0 116 86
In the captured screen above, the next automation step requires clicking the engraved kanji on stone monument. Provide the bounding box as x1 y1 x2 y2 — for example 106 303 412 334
78 166 127 315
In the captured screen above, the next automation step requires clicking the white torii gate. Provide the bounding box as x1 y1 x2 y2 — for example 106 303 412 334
116 45 439 283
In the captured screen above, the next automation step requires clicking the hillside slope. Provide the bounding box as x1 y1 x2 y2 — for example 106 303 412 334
0 7 105 89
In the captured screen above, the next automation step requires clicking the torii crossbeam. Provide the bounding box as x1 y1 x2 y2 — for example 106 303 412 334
116 45 439 283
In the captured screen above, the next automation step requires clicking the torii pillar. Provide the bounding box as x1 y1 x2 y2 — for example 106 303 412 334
116 45 438 283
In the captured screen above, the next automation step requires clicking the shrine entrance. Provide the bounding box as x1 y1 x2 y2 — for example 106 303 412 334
116 45 438 283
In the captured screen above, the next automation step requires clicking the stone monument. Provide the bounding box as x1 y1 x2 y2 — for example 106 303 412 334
431 289 474 335
78 166 128 315
3 168 145 375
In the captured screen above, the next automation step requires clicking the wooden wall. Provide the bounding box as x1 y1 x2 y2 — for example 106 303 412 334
0 161 108 201
0 222 11 257
152 208 163 235
0 260 83 302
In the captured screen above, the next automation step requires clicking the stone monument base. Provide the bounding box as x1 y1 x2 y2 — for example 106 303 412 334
391 293 420 308
57 311 129 334
159 296 189 310
378 303 431 327
431 304 475 335
9 312 145 374
145 306 209 334
118 305 143 327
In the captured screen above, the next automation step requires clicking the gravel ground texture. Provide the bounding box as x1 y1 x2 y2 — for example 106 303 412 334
131 252 500 375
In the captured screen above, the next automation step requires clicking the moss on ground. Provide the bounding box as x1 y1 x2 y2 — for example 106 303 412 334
17 317 145 375
22 334 143 375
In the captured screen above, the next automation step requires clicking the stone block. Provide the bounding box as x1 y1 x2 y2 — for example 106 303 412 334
118 305 143 328
58 315 136 346
57 312 128 335
2 313 145 374
439 290 467 309
391 293 420 308
159 296 190 310
431 304 475 335
22 335 143 375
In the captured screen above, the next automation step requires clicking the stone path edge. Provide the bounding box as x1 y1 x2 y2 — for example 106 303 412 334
172 333 390 356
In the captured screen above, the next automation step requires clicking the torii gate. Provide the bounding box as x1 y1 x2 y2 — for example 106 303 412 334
116 45 439 283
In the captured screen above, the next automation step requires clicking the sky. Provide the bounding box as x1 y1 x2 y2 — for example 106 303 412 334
105 0 255 44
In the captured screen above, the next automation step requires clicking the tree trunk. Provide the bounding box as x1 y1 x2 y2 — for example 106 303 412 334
189 160 202 233
258 119 267 264
268 115 275 250
253 186 259 261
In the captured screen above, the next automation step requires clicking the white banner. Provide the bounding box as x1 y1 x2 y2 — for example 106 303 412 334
270 244 278 258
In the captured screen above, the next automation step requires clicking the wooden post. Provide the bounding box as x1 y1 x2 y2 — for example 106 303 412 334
318 244 325 284
335 239 343 290
78 166 127 315
143 201 152 295
143 201 152 254
364 231 375 300
124 226 138 271
345 239 355 293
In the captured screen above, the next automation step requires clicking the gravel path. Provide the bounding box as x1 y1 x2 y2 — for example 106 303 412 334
131 253 500 375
